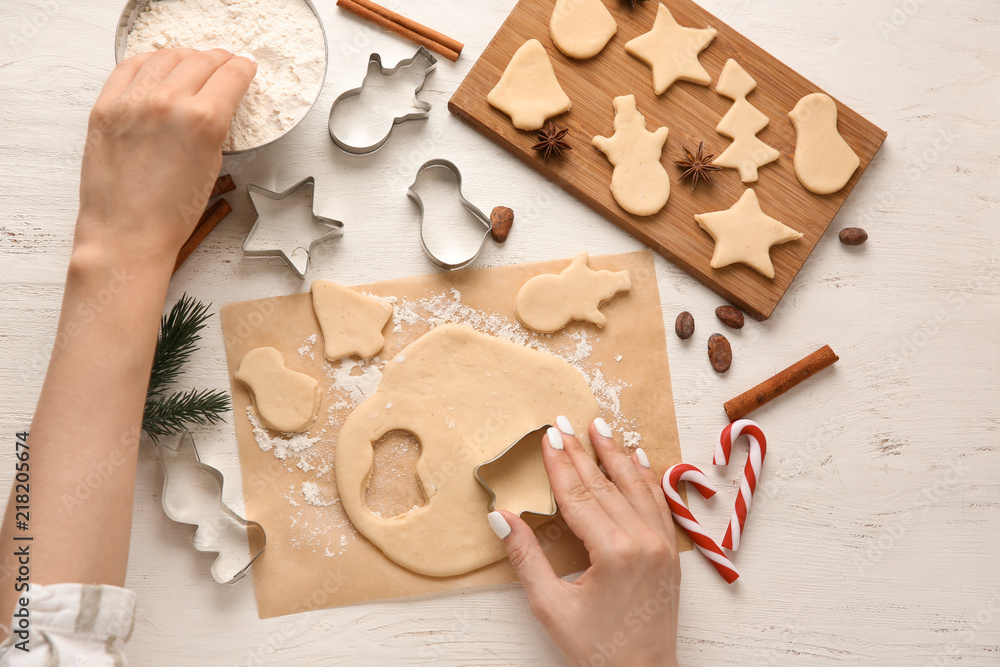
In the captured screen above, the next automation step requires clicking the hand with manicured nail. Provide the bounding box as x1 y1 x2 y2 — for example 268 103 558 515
488 416 680 667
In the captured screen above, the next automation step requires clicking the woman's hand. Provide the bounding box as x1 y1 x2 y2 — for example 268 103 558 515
489 417 681 667
75 48 256 271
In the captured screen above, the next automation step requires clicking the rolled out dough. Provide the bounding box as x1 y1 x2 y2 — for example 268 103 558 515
550 0 617 59
514 252 631 332
487 39 572 131
789 93 860 195
311 280 393 360
335 323 600 577
235 347 320 433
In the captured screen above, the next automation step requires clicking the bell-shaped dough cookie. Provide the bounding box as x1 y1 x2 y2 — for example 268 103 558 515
789 93 861 195
311 280 392 360
487 39 571 131
593 95 670 216
515 251 631 332
236 347 320 433
550 0 617 59
625 3 717 94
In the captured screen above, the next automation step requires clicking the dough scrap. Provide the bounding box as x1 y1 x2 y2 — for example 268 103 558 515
487 39 571 131
625 3 717 95
593 95 671 216
311 280 392 360
336 324 600 577
712 59 780 183
694 189 803 279
236 347 320 433
789 93 860 195
550 0 617 59
515 252 631 332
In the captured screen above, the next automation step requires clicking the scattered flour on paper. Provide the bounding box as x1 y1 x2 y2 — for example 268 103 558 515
298 333 318 358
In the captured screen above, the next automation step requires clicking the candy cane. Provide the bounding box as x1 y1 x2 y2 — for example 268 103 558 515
716 419 767 551
662 464 739 584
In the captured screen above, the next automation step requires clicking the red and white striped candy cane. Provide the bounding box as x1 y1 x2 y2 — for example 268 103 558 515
715 419 767 551
662 464 739 584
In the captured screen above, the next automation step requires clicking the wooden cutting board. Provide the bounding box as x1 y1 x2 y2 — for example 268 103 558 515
449 0 887 320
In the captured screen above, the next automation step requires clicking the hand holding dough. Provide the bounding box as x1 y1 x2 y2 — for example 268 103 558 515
236 347 320 433
311 280 392 360
488 39 571 131
515 252 631 332
789 93 860 195
550 0 617 59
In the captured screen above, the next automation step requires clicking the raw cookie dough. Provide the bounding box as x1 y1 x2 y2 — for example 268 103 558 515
476 427 556 517
712 59 780 183
487 39 572 131
236 347 320 433
789 93 861 195
514 251 631 332
625 3 717 95
311 280 393 360
593 95 671 216
694 189 803 279
335 324 600 577
550 0 617 59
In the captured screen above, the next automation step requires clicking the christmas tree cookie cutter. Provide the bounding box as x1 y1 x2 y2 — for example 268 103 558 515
474 425 558 518
328 47 438 155
242 176 344 279
158 431 266 585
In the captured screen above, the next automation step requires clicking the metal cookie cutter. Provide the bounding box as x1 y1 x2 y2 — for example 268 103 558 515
474 425 558 518
407 159 494 271
243 176 344 279
328 47 437 155
158 432 266 585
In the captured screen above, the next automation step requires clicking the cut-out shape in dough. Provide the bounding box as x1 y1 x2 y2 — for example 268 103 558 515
487 39 571 131
694 189 803 279
475 426 556 517
593 94 671 216
550 0 617 59
625 3 717 95
515 251 631 332
789 93 861 195
712 59 780 183
335 324 600 577
236 347 320 433
311 280 393 360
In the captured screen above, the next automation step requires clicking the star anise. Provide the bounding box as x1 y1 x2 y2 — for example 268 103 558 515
675 142 723 191
623 0 647 7
531 122 572 160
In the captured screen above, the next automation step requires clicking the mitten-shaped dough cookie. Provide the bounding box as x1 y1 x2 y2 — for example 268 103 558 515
550 0 617 59
789 93 860 195
236 347 320 433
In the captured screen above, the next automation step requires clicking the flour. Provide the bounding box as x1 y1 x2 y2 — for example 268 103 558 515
124 0 326 151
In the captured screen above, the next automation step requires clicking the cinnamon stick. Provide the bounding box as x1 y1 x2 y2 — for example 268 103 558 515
723 345 840 421
173 198 232 275
336 0 462 62
211 173 236 198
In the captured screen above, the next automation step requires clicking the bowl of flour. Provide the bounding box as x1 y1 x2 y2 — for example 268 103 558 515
116 0 328 154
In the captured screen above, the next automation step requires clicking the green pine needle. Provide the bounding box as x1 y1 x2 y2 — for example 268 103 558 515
143 388 231 443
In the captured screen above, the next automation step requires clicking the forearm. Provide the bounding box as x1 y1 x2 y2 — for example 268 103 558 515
0 239 173 623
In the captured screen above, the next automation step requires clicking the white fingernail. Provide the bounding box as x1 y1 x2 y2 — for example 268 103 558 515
556 415 575 436
593 417 613 439
635 447 650 469
239 52 256 63
547 427 564 451
487 511 511 539
216 45 235 54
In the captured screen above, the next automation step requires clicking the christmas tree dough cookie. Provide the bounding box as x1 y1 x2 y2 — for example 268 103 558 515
550 0 617 59
713 59 780 183
694 189 803 279
515 252 631 332
311 280 392 360
236 347 320 433
625 3 717 95
789 93 860 194
593 95 670 216
487 39 571 131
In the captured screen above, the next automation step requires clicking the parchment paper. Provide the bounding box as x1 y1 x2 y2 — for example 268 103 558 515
220 250 687 619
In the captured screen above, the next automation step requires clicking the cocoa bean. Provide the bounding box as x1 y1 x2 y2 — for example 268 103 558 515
490 206 514 243
715 305 744 330
675 311 695 340
708 333 732 373
839 227 868 246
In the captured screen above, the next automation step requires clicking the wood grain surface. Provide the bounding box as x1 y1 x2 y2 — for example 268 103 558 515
449 0 888 319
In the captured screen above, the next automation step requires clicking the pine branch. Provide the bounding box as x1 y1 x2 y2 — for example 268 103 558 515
148 294 212 398
143 388 231 444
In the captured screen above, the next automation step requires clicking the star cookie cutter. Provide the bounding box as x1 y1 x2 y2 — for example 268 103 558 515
328 47 437 155
407 159 493 271
158 431 266 585
474 425 558 518
242 176 344 279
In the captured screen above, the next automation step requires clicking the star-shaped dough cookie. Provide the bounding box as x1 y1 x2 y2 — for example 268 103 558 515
694 189 803 279
625 3 717 95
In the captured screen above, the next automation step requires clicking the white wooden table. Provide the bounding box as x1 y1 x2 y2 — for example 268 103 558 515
2 1 998 664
